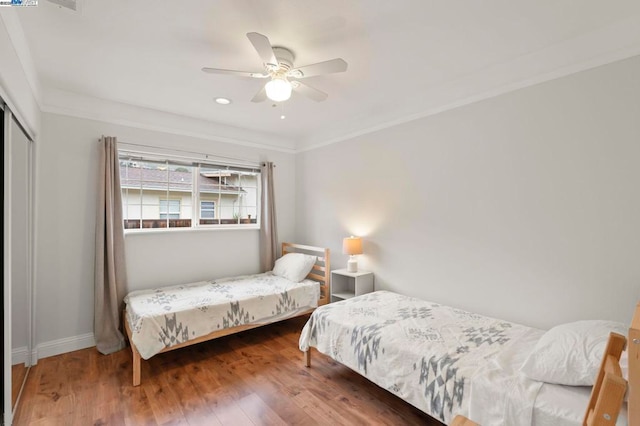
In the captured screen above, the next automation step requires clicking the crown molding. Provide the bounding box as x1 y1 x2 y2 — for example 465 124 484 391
9 10 640 155
297 16 640 152
41 88 297 154
0 10 41 138
297 49 640 153
0 10 40 105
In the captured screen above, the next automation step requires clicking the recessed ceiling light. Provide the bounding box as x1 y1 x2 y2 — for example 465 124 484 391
215 97 231 105
280 115 286 120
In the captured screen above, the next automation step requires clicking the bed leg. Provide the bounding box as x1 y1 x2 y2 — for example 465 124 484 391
304 350 311 367
132 345 141 387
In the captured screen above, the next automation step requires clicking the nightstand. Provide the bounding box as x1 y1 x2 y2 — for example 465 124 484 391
330 269 374 303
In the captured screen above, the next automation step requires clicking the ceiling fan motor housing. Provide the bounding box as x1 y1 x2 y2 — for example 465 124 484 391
270 47 295 74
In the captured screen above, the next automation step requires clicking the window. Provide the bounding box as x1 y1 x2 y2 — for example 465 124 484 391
119 154 260 230
199 166 258 225
200 201 215 220
160 199 180 219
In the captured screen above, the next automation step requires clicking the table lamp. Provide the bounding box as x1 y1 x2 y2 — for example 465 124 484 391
343 236 363 273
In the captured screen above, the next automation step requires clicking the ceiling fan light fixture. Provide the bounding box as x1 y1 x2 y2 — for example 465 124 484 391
202 32 347 103
265 78 292 102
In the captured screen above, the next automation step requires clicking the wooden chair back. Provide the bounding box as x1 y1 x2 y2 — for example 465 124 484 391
583 332 627 426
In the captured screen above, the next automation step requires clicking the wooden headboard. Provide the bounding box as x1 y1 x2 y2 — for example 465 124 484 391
629 302 640 425
282 242 331 306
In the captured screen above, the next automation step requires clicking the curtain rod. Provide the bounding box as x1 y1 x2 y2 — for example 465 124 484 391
117 141 273 168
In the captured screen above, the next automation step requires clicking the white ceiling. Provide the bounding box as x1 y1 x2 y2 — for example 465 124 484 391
14 0 640 150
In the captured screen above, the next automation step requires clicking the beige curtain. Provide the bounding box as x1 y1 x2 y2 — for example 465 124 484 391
94 136 128 355
260 162 278 272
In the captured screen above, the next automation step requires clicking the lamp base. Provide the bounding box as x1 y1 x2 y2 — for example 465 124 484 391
347 257 358 273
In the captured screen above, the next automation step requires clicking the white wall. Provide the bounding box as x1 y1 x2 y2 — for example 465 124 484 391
125 229 261 292
295 55 640 329
35 112 296 352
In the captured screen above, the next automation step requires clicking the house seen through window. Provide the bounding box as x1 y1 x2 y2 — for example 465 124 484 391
119 155 259 230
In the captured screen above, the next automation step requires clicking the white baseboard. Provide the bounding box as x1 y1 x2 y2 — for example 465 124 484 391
12 346 28 365
35 332 96 360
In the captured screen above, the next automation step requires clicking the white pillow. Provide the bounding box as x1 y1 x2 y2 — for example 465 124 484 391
272 253 317 283
519 320 627 386
620 349 629 381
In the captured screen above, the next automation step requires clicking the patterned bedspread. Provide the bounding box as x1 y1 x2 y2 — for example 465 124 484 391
299 291 536 424
126 272 319 359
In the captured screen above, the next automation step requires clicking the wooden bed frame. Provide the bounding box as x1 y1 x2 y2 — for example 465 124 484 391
125 242 330 386
583 331 626 426
628 302 639 426
304 301 640 426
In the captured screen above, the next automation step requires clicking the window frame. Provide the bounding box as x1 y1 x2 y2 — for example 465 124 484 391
200 200 216 220
119 151 261 232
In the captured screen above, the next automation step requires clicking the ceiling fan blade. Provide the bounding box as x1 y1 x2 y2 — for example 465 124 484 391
291 81 328 102
246 32 278 67
289 58 348 78
251 85 267 103
201 67 268 78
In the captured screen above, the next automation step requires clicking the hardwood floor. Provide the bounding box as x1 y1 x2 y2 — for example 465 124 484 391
13 316 443 425
12 362 28 407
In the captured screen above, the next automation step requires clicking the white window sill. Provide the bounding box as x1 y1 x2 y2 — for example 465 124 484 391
124 225 260 236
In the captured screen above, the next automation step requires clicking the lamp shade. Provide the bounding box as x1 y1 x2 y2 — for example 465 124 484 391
342 236 363 255
265 78 292 102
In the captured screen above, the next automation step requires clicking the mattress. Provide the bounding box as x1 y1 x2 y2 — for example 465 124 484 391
126 272 319 359
534 383 627 426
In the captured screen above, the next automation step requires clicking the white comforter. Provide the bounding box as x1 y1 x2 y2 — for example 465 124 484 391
299 291 538 424
126 272 319 359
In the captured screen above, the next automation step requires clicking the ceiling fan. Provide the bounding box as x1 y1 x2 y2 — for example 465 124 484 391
202 32 348 103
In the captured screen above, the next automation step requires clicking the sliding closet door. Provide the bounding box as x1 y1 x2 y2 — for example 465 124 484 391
3 104 33 425
2 104 7 425
11 116 31 369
